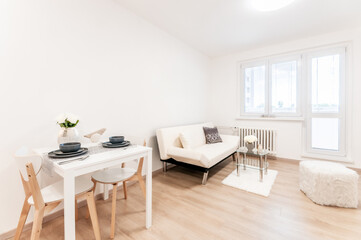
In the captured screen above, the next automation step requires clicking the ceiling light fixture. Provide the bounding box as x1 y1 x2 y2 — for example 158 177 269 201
250 0 296 12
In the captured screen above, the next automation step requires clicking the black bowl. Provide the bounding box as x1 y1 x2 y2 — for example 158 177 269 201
59 142 81 153
109 136 124 144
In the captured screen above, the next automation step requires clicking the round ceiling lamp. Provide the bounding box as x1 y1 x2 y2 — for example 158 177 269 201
250 0 296 12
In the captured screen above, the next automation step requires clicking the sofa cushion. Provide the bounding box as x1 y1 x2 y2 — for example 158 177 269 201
194 135 239 167
167 147 204 167
203 127 222 144
167 134 239 168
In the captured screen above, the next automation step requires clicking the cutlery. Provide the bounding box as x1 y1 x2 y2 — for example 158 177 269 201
58 155 90 165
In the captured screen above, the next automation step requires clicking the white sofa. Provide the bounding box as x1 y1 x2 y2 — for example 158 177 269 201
156 122 239 184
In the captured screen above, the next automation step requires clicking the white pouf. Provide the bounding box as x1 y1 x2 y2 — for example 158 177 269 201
299 161 359 208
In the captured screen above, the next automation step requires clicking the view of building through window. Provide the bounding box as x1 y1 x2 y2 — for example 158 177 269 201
244 65 265 113
242 58 299 116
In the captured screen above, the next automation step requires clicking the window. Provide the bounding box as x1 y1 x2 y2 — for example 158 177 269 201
311 55 340 113
311 118 339 151
240 57 300 117
238 45 349 160
271 60 297 113
306 48 346 156
244 64 266 113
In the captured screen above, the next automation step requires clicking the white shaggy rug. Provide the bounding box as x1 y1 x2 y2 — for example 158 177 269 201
222 168 278 197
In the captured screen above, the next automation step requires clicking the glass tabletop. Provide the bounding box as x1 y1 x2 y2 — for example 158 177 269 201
236 147 268 156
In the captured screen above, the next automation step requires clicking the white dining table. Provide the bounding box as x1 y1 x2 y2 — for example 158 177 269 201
34 144 152 240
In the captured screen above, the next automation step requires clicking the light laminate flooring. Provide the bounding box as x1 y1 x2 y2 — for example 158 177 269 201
18 158 361 240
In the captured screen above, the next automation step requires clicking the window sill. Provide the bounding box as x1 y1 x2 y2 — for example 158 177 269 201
236 117 304 122
301 152 352 163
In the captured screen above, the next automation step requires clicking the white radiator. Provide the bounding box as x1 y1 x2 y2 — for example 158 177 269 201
239 127 277 155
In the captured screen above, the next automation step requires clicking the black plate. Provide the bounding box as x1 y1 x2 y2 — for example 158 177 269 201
102 141 130 148
48 148 88 159
53 148 86 155
102 140 130 146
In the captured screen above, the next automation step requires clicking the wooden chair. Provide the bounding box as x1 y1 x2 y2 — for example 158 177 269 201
84 128 106 143
14 147 101 240
91 140 146 239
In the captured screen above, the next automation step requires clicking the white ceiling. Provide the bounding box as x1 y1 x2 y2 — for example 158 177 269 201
117 0 361 57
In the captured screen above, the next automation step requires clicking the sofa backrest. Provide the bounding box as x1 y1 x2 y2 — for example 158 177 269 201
156 122 213 160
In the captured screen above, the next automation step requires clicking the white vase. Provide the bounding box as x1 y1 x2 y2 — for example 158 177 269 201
246 142 255 153
58 127 80 144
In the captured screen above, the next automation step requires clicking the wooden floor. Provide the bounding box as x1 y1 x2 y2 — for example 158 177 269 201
17 158 361 240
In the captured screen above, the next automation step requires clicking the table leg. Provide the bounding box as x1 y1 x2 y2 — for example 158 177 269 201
236 152 240 176
265 155 268 175
146 149 152 229
64 172 76 240
259 155 263 182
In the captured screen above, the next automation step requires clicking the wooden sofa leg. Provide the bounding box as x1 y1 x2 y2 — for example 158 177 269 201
202 171 209 185
232 153 236 161
163 162 167 172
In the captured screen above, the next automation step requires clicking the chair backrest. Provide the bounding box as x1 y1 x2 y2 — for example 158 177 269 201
14 147 45 208
121 139 146 174
14 147 42 181
84 128 106 143
26 163 45 208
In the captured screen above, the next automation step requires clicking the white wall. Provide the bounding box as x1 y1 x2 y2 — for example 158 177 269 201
207 27 361 168
0 0 209 234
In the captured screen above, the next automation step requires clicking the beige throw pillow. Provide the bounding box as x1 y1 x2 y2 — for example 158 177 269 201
179 132 193 149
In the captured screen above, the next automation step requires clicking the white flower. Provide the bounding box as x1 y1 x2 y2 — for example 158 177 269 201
56 113 67 124
244 135 258 143
67 113 79 124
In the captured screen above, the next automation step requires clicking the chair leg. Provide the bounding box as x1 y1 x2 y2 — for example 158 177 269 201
30 207 45 240
14 199 31 240
123 181 127 199
91 179 97 193
86 180 97 219
85 207 90 220
75 200 79 221
86 191 101 240
110 184 118 239
138 174 146 199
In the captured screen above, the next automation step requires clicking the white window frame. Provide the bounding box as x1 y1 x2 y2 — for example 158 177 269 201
239 60 267 117
237 42 351 161
269 55 302 117
239 55 302 118
304 47 347 158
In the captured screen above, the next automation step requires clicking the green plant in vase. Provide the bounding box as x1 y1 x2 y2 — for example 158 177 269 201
56 113 80 144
